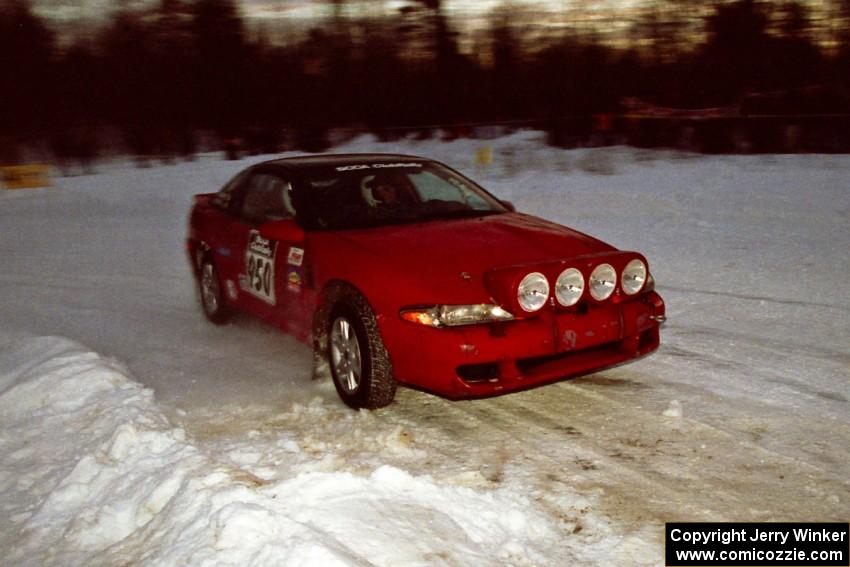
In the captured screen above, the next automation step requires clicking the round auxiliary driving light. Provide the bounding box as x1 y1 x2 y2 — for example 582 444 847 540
621 259 647 295
517 272 549 312
555 267 584 307
589 263 616 301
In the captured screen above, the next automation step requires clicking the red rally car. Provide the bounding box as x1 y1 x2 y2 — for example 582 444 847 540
187 154 666 409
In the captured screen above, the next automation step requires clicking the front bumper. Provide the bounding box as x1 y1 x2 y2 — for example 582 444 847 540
379 291 665 399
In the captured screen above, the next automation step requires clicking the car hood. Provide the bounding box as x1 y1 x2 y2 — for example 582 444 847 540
322 212 615 304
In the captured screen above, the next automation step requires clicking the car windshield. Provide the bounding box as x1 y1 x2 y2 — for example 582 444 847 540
292 162 507 230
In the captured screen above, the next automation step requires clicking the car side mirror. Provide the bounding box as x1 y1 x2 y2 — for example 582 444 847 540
501 200 516 212
259 219 305 242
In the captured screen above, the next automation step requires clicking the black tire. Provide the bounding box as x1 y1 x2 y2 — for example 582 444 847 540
327 292 396 409
198 255 230 325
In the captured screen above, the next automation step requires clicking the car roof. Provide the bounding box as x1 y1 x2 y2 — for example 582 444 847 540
266 153 429 167
259 153 432 174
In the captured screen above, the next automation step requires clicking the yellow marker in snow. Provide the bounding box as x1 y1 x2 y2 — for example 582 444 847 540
1 164 51 189
476 147 493 166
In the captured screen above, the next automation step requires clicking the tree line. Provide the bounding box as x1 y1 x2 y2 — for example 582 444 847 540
2 0 850 164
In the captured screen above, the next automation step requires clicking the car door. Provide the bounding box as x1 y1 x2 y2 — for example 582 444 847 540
233 169 316 335
219 169 286 320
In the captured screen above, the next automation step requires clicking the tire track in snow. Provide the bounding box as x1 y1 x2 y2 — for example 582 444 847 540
660 285 850 313
389 376 849 532
667 325 850 367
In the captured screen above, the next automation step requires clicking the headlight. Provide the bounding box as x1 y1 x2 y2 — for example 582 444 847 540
589 263 616 301
621 259 647 295
517 272 549 312
555 267 584 306
400 304 514 327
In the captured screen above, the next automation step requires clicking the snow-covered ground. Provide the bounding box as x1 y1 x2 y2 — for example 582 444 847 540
1 132 848 566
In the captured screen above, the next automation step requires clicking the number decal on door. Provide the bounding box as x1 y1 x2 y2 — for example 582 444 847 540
240 230 277 304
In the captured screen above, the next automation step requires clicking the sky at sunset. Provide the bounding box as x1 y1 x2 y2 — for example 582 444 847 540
27 0 647 30
26 0 835 50
25 0 663 49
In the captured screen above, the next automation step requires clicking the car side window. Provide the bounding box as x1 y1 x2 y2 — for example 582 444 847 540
239 173 294 224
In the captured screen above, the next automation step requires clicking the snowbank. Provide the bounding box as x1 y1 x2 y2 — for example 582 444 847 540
0 335 566 566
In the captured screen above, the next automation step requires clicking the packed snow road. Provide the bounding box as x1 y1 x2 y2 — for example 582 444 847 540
1 132 848 566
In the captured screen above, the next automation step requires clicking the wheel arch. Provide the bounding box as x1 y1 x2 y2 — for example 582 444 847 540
315 278 396 409
195 244 231 324
312 279 372 356
190 240 213 277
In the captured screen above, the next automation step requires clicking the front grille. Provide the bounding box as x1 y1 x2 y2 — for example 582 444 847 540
516 342 620 375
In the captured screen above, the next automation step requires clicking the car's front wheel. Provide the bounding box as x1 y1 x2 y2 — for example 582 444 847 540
328 294 396 409
198 256 229 324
